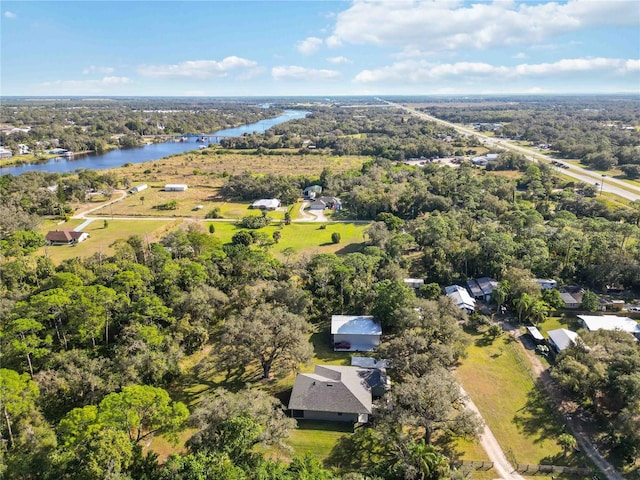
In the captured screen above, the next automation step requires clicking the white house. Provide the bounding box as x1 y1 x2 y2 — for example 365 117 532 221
250 199 281 210
0 147 12 159
535 279 558 290
331 315 382 352
164 184 188 191
45 229 89 245
445 285 476 313
577 315 640 338
129 184 148 194
403 278 425 289
547 328 581 352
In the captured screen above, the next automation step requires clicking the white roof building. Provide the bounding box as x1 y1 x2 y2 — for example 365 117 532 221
445 285 476 312
331 315 382 352
251 198 281 210
164 184 188 191
577 315 640 337
403 278 425 289
547 328 581 352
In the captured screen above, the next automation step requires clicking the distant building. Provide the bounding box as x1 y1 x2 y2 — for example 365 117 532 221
250 198 281 210
303 185 323 199
403 278 425 289
17 144 30 155
445 285 476 313
526 326 545 344
467 277 498 302
164 184 188 191
535 279 558 290
577 315 640 338
309 196 342 211
45 229 89 245
129 184 148 194
560 292 580 309
0 147 12 159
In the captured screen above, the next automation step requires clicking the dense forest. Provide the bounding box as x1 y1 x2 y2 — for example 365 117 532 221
420 96 640 175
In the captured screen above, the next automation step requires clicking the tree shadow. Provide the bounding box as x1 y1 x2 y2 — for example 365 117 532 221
333 242 366 255
512 380 566 447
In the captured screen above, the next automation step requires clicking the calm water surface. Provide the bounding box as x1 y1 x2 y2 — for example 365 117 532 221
1 110 309 176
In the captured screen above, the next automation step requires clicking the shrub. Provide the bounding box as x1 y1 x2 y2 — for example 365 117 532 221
239 215 271 229
205 207 222 219
331 232 341 244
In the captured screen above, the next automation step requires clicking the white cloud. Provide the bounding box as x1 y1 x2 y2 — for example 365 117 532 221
137 56 261 79
40 76 132 93
4 11 16 19
355 57 640 83
296 37 323 55
513 52 528 59
329 0 640 52
272 66 341 81
82 65 115 75
327 56 351 64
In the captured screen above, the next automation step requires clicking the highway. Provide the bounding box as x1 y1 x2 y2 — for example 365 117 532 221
383 100 640 202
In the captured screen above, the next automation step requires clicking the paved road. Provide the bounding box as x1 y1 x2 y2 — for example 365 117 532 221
383 100 640 202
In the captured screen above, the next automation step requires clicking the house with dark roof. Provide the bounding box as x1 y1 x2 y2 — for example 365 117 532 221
288 365 380 423
466 277 498 301
560 292 580 309
331 315 382 351
309 196 342 211
45 229 89 245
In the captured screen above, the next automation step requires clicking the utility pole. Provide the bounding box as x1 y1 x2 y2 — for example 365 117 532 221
600 174 606 195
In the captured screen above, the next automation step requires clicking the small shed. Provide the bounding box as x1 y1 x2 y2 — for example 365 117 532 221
303 185 322 199
331 315 382 352
526 325 545 344
547 328 580 352
164 184 188 191
129 184 148 194
535 279 558 290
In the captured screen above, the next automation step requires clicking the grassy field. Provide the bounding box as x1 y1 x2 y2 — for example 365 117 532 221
37 219 181 263
207 221 369 259
109 149 367 186
455 328 588 469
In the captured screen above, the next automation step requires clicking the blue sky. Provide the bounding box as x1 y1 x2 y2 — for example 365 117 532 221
2 1 639 96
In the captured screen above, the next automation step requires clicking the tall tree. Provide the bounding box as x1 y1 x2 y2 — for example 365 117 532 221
219 304 313 379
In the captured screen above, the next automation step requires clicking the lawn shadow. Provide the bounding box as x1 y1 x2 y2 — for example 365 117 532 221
333 242 366 255
512 380 566 447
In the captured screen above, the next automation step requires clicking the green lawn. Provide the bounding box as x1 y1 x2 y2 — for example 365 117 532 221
455 330 587 468
37 219 181 263
283 421 352 463
209 221 369 258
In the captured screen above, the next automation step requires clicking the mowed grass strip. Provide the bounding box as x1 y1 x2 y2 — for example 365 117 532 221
37 219 181 263
208 222 369 258
454 332 571 466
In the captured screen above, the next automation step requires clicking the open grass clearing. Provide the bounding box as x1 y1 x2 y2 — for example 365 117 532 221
455 329 589 469
208 221 369 259
37 219 181 263
109 150 367 183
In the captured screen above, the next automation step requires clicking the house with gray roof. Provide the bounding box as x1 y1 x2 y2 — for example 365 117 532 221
445 285 476 313
547 328 581 352
288 365 378 423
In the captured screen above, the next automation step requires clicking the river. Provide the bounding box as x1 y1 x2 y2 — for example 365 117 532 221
0 109 309 176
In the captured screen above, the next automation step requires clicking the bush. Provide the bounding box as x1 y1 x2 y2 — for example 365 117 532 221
331 232 341 244
208 224 215 234
154 200 178 210
239 215 271 229
205 207 222 219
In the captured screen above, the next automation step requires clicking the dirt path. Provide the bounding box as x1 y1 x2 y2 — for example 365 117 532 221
503 322 625 480
461 386 526 480
72 190 128 219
